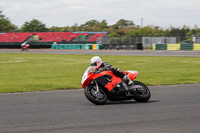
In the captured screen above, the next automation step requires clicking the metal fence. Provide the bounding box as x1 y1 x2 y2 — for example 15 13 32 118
97 37 142 50
97 36 190 49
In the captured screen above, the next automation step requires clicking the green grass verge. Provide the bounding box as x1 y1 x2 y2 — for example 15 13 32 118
0 53 200 93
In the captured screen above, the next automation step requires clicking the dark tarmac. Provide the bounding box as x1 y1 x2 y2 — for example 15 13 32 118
0 84 200 133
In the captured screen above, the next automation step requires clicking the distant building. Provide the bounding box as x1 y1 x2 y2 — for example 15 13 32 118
142 37 177 47
192 35 200 43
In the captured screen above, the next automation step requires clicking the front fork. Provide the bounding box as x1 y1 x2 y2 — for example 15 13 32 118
92 80 105 99
94 80 100 93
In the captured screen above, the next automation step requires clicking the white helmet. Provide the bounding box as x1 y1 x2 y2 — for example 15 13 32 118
90 56 103 70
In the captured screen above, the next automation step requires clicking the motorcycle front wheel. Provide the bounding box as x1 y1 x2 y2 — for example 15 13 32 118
132 81 151 102
84 85 107 105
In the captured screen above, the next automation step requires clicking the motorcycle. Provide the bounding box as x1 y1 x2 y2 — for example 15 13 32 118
21 44 29 52
81 66 151 105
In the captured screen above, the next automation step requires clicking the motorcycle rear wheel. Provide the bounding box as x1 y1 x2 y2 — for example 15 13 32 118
132 81 151 102
84 85 107 105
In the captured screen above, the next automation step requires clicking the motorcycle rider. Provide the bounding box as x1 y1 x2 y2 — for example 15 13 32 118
90 56 133 85
21 41 29 51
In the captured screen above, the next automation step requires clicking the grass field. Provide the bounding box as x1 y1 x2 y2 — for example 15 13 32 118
0 53 200 93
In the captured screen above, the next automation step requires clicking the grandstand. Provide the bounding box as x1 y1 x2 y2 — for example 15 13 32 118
0 32 106 49
0 33 32 42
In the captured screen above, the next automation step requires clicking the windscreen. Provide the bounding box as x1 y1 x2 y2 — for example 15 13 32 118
81 66 93 84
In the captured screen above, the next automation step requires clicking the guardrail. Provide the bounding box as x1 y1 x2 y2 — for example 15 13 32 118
153 44 200 50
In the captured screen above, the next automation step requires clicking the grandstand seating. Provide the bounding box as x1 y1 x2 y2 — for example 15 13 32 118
88 33 105 41
0 32 106 42
0 33 32 42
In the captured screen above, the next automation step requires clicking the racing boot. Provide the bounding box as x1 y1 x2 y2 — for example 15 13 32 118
123 75 134 86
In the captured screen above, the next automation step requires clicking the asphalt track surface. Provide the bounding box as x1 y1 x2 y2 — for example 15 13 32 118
0 84 200 133
0 49 200 57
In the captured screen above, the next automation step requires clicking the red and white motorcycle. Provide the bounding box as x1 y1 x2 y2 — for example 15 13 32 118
21 42 30 52
81 66 151 105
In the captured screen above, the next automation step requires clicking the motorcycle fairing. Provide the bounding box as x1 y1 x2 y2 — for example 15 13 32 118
96 71 122 91
95 75 112 87
82 73 101 88
124 70 138 80
82 70 123 92
95 76 121 92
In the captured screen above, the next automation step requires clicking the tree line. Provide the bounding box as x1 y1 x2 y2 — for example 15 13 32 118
0 8 200 42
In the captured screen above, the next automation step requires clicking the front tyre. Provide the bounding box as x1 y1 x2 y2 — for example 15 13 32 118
132 81 151 102
84 85 107 105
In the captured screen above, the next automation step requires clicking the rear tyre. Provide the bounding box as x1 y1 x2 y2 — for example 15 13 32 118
132 81 151 102
84 85 107 105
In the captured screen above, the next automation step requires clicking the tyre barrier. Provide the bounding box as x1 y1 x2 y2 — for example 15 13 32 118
102 44 138 50
52 44 142 50
153 44 200 50
51 44 102 50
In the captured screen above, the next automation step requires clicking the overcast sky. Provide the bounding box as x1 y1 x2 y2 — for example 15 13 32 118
0 0 200 28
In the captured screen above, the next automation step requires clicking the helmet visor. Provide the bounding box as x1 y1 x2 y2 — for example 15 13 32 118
91 62 97 66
